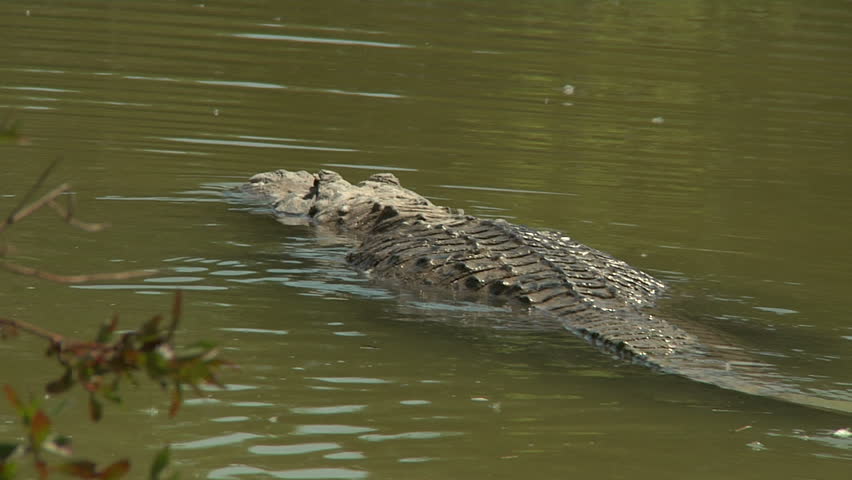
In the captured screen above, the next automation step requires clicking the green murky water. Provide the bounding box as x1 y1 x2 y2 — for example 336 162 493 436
1 1 851 478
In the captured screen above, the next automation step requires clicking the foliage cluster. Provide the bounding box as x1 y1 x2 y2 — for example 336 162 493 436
0 156 230 479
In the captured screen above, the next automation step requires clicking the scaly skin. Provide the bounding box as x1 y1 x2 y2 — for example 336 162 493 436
239 169 852 415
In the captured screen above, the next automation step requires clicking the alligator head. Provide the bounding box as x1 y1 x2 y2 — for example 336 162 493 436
239 169 439 230
239 169 350 224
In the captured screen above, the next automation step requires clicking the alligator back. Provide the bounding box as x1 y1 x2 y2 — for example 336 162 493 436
348 213 689 360
239 169 852 415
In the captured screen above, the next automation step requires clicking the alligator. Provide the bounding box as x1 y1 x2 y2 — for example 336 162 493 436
238 168 852 415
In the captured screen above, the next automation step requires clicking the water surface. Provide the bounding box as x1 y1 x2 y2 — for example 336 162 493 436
1 1 851 478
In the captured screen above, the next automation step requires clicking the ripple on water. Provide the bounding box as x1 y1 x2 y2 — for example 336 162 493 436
229 32 412 49
398 457 435 463
294 425 377 435
172 266 209 273
289 405 367 415
172 432 265 450
231 402 275 408
144 276 204 283
183 398 221 406
324 451 366 460
207 466 368 480
200 384 259 392
210 270 257 276
332 331 366 337
309 377 392 385
220 327 289 336
359 431 463 442
248 442 341 455
211 416 250 423
161 136 358 152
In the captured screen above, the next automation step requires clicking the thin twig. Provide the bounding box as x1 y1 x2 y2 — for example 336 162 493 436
6 158 61 218
47 199 110 232
0 183 71 233
0 316 116 361
0 316 64 345
2 262 157 284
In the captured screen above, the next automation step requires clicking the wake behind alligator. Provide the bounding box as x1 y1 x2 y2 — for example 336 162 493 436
238 169 851 415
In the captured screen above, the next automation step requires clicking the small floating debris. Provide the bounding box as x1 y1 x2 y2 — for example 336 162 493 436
562 84 575 95
651 116 665 124
831 428 851 438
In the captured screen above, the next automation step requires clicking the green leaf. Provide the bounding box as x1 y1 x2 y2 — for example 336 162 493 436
30 409 51 447
46 368 75 395
139 315 163 347
102 378 122 404
149 445 170 480
0 461 18 480
100 459 130 480
95 315 119 344
88 394 103 422
0 444 19 462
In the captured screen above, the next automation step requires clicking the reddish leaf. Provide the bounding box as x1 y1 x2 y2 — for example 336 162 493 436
2 385 22 412
58 460 98 478
0 323 19 339
30 409 51 446
88 394 103 422
167 291 182 340
35 459 48 480
168 385 182 418
83 375 103 394
100 459 130 480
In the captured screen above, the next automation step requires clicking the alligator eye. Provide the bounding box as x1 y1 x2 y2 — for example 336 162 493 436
249 177 266 184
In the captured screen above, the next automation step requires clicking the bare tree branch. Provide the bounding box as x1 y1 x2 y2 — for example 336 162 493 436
2 158 61 226
0 182 71 233
1 161 156 282
0 316 64 345
2 262 156 283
